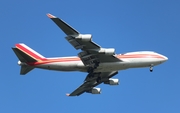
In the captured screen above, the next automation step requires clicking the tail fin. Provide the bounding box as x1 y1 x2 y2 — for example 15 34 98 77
12 43 45 75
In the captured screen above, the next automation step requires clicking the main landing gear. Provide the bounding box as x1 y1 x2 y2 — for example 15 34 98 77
87 61 100 82
96 76 101 83
87 61 100 73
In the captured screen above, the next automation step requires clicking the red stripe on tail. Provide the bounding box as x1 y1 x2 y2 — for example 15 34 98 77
16 44 43 60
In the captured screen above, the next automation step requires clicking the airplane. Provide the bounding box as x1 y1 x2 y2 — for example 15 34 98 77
12 13 168 96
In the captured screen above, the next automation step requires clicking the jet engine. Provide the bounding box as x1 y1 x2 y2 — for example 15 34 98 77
87 87 101 94
104 78 119 85
75 34 92 42
98 48 115 55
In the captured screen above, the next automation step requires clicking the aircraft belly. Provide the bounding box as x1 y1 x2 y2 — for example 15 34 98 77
36 61 80 71
94 58 163 72
94 62 129 72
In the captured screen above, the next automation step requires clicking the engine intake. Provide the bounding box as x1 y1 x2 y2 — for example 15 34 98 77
104 78 119 85
75 34 92 42
99 48 115 55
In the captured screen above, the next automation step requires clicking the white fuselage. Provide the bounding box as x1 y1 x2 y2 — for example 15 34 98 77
29 51 168 72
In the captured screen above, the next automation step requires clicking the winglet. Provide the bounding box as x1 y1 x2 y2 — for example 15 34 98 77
47 13 56 18
66 93 70 96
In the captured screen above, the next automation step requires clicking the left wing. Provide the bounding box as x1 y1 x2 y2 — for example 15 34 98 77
47 13 79 36
47 13 120 67
67 71 118 96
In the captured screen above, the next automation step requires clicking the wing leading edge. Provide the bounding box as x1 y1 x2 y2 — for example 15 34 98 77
47 13 79 36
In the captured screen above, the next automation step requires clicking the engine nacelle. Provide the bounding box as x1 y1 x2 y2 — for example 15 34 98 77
87 87 101 94
99 48 115 55
104 78 119 85
75 34 92 42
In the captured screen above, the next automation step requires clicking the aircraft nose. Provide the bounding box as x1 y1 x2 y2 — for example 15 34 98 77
159 54 168 62
163 55 168 61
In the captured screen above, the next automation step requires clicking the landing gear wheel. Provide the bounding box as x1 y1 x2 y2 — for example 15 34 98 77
88 73 94 78
87 67 94 73
96 77 101 83
150 66 153 72
87 67 95 78
93 61 100 69
87 61 100 78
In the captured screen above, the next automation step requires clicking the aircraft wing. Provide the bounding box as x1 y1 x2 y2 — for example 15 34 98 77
67 71 118 96
47 13 120 64
47 13 79 36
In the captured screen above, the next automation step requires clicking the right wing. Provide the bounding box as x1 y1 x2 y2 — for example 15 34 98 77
67 71 118 96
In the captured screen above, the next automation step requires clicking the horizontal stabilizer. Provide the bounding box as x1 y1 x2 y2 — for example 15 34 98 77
20 65 34 75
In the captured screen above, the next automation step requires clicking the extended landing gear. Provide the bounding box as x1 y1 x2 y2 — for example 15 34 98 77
150 65 153 72
87 61 100 73
87 61 100 81
93 61 100 69
87 67 94 74
96 76 101 83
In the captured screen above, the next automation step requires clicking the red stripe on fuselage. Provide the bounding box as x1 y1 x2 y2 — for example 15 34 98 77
116 54 165 59
27 57 80 65
27 54 164 66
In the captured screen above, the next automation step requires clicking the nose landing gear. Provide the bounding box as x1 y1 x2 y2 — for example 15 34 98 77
150 65 153 72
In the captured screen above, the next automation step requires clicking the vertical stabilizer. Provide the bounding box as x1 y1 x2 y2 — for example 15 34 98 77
12 43 45 75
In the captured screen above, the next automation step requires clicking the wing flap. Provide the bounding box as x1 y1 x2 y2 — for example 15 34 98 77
65 36 100 50
65 36 83 50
